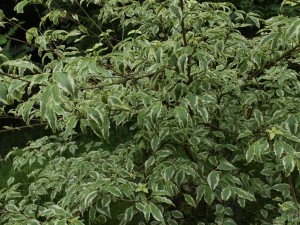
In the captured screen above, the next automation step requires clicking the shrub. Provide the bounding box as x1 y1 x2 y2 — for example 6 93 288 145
0 0 300 224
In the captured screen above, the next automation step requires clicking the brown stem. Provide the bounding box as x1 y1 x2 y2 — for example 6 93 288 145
0 123 47 133
288 175 299 211
0 72 32 83
77 70 163 90
182 144 198 163
246 45 299 80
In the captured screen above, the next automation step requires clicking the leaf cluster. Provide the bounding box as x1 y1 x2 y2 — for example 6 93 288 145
1 0 300 224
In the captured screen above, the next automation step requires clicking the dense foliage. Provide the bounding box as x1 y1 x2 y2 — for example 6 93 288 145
1 0 300 224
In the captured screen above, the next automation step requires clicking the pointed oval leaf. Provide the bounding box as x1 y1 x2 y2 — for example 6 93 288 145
207 171 220 190
53 72 75 97
282 155 295 176
84 191 98 208
145 156 155 172
124 206 134 223
149 202 165 223
183 194 197 208
221 187 232 201
175 106 189 128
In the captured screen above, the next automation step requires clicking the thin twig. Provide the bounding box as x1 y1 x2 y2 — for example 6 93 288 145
0 123 47 133
246 45 299 80
77 70 163 90
0 71 31 83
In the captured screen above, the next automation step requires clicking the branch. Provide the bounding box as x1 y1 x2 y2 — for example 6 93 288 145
0 123 47 133
77 70 163 90
182 144 198 164
246 45 300 80
179 0 187 47
179 0 192 83
0 71 31 83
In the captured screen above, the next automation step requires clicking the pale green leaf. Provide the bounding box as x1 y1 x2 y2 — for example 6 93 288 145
53 72 75 97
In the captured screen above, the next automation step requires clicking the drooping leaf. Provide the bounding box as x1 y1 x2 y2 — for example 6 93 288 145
53 72 75 97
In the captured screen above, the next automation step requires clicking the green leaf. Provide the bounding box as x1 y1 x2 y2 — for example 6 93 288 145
70 221 84 225
53 72 75 97
221 187 232 201
143 204 151 222
272 183 290 192
14 0 28 13
253 109 263 124
64 116 78 137
286 18 300 43
171 210 184 219
274 141 295 159
204 186 215 205
279 129 300 143
231 187 255 201
237 130 253 139
0 81 9 104
20 101 35 124
246 140 260 163
170 5 182 19
217 161 236 170
149 202 165 223
196 185 206 204
186 92 198 112
177 54 187 74
175 106 189 128
84 191 98 208
282 155 295 176
5 204 19 213
145 156 155 172
106 186 122 197
207 171 220 190
27 219 40 225
273 141 284 159
183 194 197 207
49 205 71 217
101 110 110 140
163 165 175 181
2 60 42 73
87 107 109 139
151 135 160 151
124 206 134 223
285 115 298 134
153 196 174 206
150 101 162 123
198 107 209 123
45 107 57 132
